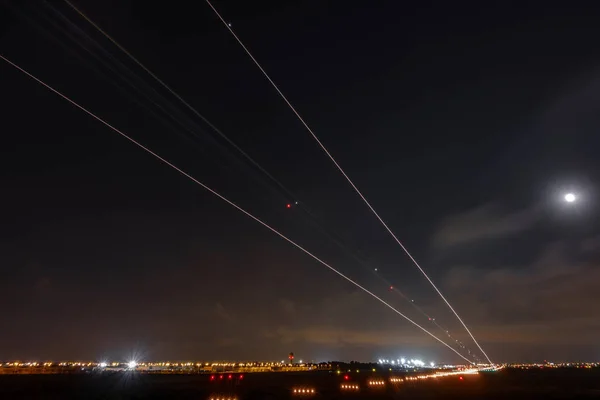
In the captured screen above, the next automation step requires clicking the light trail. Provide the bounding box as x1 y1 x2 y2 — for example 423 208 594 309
1 54 474 364
62 0 299 206
204 0 494 365
60 0 479 363
43 2 470 363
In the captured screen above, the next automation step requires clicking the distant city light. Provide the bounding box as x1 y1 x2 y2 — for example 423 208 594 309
99 362 107 368
127 361 137 369
400 358 406 364
430 362 435 367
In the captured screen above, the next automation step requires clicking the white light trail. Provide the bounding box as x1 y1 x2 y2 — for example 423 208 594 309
205 0 493 366
1 54 473 364
61 0 298 205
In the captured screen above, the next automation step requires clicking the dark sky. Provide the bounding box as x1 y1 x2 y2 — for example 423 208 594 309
2 0 600 364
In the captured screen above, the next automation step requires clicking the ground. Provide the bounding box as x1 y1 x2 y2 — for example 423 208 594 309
0 368 598 399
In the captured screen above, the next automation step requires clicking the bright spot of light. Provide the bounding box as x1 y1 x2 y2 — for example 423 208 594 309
400 358 406 364
564 193 576 203
127 361 137 369
99 362 107 368
430 362 435 367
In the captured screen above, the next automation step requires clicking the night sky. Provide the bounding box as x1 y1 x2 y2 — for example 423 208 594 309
2 0 600 364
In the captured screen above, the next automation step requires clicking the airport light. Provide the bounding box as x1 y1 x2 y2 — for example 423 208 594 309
208 396 238 400
564 193 576 203
400 357 406 364
292 387 315 396
341 383 359 391
127 361 137 369
99 362 107 368
368 379 385 387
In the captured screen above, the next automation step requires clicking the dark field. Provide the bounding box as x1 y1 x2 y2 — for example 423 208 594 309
1 368 599 399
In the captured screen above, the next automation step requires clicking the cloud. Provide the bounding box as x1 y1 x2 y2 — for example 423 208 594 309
441 239 600 351
432 203 538 248
214 303 236 323
580 235 600 253
271 326 431 347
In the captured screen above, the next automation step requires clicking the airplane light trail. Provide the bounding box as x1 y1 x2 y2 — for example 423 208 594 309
204 0 493 365
1 53 474 364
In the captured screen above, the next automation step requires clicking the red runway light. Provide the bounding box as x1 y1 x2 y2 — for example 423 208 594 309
239 374 244 379
219 375 224 379
344 375 349 380
228 374 232 379
210 375 215 381
459 376 464 381
286 203 292 208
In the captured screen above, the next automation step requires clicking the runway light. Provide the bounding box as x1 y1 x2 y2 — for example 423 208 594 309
292 387 315 396
341 383 359 390
286 204 292 209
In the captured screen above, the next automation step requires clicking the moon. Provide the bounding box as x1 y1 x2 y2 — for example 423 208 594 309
564 193 576 203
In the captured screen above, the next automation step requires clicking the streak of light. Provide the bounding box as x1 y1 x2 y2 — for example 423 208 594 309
204 0 493 366
62 0 300 208
60 0 477 364
1 54 474 364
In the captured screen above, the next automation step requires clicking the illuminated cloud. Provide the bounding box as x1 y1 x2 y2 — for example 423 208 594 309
442 238 600 353
432 203 538 248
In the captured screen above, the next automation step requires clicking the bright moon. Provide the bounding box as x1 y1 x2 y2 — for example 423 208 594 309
564 193 576 203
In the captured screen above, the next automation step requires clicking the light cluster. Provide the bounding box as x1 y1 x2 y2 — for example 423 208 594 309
208 396 237 400
389 377 403 383
368 379 385 387
292 387 315 395
377 358 428 367
508 363 598 369
340 383 359 390
402 368 480 382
